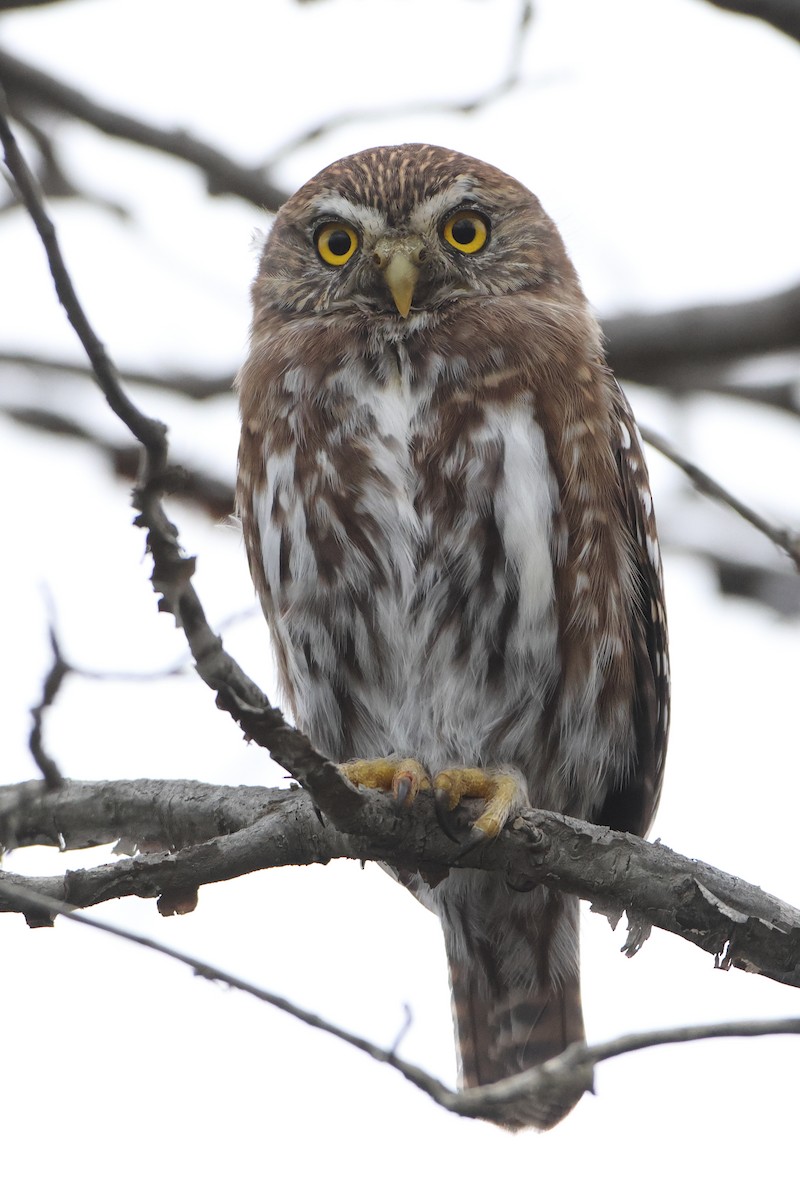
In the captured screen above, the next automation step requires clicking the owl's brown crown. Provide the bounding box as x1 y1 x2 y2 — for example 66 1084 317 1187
254 143 582 319
288 143 532 223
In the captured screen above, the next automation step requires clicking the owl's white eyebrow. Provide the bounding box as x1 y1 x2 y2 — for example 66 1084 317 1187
308 198 386 239
411 185 483 228
307 183 486 238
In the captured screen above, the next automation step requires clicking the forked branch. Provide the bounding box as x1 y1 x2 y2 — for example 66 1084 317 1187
2 777 800 992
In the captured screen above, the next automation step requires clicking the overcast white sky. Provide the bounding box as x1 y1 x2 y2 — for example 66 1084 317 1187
2 1 800 1195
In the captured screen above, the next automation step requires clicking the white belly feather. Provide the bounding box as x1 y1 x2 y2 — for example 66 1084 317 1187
254 372 561 779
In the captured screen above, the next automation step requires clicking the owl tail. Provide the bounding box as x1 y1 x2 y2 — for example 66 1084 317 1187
446 892 587 1131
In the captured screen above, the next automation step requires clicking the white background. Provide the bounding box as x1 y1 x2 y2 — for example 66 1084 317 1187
2 1 799 1195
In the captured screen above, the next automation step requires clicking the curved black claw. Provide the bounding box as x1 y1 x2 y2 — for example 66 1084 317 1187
395 775 413 806
434 788 464 844
453 824 489 863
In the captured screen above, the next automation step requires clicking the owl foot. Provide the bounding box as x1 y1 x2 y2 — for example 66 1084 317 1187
339 757 431 806
433 768 525 843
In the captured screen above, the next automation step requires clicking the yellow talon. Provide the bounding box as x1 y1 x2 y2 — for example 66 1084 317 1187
339 759 522 837
433 767 493 810
432 768 523 839
339 757 430 804
340 758 398 791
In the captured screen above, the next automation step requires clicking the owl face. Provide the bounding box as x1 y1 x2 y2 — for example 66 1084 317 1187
253 144 577 324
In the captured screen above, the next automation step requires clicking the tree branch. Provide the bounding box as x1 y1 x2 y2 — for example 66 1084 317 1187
10 390 799 590
4 27 800 1021
3 777 800 990
2 871 797 1126
603 284 800 389
708 378 800 418
1 402 236 519
0 350 233 399
709 551 800 614
641 424 800 570
0 92 369 827
0 48 288 210
264 0 534 169
27 621 68 789
0 2 533 212
0 0 73 9
703 0 800 42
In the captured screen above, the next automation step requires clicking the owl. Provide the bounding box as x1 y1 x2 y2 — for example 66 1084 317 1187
237 144 669 1129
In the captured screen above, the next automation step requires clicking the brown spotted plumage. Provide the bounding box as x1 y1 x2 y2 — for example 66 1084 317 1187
237 144 669 1129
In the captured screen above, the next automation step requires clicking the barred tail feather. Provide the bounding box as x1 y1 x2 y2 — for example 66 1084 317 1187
447 894 586 1130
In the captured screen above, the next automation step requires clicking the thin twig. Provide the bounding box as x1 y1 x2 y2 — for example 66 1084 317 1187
0 874 798 1124
264 0 536 168
0 107 129 218
0 876 440 1093
0 99 163 451
72 606 259 683
0 88 361 828
28 623 69 789
0 350 233 400
641 424 800 571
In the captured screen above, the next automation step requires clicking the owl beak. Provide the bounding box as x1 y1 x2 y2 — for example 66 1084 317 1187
374 237 424 319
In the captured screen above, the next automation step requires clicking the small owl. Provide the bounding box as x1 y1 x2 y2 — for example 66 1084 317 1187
237 144 669 1129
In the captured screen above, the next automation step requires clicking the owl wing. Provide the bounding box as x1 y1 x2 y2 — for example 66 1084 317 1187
596 379 670 838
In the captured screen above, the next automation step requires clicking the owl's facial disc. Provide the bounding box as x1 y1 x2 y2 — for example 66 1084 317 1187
302 192 497 320
372 234 426 318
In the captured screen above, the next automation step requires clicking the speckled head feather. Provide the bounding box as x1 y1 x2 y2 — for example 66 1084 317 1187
251 143 581 318
287 143 531 220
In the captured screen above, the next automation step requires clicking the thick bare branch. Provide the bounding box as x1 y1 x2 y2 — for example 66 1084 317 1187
0 0 73 8
0 3 533 209
8 272 800 412
710 551 800 614
8 280 800 425
710 379 800 417
2 777 800 990
703 0 800 42
0 0 72 9
8 288 799 430
603 284 800 388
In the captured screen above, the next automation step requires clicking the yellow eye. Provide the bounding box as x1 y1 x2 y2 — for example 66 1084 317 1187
442 210 489 254
315 221 359 266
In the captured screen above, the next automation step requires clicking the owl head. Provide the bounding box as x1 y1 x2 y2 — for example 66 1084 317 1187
252 144 581 324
